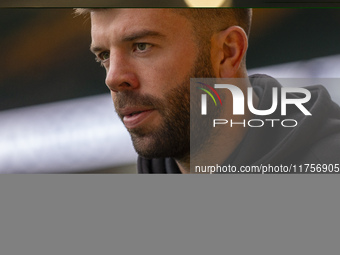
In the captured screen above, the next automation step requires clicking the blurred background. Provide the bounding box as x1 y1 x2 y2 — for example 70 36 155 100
1 7 340 173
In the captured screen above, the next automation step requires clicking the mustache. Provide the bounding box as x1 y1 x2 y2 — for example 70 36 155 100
114 91 163 110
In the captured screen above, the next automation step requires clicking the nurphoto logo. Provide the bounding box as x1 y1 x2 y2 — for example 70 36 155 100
198 82 312 128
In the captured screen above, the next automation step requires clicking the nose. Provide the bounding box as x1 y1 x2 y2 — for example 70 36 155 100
105 52 140 92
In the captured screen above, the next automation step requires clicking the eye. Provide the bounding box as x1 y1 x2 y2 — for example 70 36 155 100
95 51 110 67
99 51 110 61
135 43 151 52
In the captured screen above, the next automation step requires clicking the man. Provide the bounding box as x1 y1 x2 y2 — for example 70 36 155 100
79 8 340 173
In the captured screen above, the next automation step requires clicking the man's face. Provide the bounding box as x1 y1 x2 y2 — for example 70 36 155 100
91 9 214 159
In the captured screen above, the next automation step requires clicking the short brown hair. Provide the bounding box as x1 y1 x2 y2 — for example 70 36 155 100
174 9 252 38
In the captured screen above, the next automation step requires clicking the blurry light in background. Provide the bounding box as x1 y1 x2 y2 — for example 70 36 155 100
0 94 137 173
184 0 231 7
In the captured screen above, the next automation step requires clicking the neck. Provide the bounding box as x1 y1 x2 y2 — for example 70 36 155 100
173 152 190 174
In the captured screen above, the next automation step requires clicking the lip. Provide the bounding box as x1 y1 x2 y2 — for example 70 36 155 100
120 107 156 129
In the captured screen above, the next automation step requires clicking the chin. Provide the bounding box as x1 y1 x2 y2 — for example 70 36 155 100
132 135 166 159
132 134 188 159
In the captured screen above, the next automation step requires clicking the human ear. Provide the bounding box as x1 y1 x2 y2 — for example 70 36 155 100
213 26 248 78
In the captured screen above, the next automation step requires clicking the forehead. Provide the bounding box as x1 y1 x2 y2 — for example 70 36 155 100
90 9 193 42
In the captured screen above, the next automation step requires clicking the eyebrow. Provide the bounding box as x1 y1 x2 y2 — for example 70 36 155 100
122 30 165 42
90 30 165 54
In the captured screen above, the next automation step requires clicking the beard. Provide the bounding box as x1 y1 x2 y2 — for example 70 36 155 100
113 47 216 160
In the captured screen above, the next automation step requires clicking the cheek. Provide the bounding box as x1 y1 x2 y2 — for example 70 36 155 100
143 52 196 96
